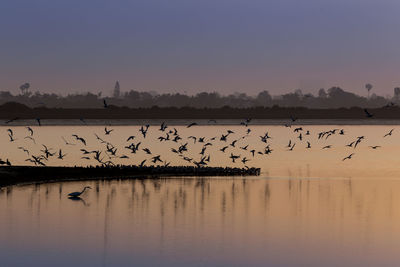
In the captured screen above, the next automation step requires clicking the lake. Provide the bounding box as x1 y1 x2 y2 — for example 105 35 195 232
1 123 400 266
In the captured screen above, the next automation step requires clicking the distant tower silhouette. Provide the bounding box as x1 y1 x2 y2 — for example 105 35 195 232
113 81 120 98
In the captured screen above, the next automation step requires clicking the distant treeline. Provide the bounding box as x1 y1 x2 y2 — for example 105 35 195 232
1 85 399 109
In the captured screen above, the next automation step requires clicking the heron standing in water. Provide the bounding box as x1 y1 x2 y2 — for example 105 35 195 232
68 186 92 197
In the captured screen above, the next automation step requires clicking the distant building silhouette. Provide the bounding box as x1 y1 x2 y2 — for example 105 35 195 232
113 81 120 98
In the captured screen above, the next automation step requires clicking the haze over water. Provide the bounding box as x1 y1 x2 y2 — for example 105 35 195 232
1 123 400 266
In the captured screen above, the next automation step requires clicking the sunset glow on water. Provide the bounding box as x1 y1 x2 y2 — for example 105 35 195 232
1 123 400 266
2 178 400 266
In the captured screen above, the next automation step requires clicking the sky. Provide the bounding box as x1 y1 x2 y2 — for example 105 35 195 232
0 0 400 96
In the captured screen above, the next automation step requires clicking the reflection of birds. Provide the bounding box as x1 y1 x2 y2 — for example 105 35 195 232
68 196 88 206
68 186 92 197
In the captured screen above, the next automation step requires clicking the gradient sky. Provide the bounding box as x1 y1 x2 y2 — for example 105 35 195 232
1 0 400 96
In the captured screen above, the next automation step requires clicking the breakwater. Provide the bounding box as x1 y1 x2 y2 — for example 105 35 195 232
0 165 261 187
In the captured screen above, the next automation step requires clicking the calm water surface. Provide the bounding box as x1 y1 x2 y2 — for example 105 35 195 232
2 178 400 266
1 124 400 266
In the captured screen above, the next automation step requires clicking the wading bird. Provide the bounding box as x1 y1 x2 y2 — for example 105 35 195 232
68 186 92 197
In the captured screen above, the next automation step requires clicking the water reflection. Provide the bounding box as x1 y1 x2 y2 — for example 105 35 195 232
1 177 400 266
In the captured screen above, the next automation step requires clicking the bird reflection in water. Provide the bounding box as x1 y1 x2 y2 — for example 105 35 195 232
68 196 89 206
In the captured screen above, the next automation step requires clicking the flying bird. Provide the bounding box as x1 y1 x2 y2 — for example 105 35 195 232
384 129 394 137
364 109 373 118
104 127 114 135
369 146 381 149
187 122 198 128
26 126 34 136
342 153 355 161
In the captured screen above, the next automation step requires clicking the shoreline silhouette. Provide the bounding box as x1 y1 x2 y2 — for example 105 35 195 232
0 165 261 187
1 102 400 121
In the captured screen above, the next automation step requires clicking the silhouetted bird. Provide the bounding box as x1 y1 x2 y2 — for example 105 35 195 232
72 134 86 146
18 147 30 156
342 153 354 161
58 149 66 159
187 122 198 128
229 153 240 163
68 186 91 197
289 143 295 151
126 135 135 141
5 117 19 124
24 136 36 144
384 129 394 137
104 127 114 135
369 146 381 149
26 126 34 136
290 115 298 122
62 136 75 146
364 109 373 118
220 146 228 153
346 141 355 148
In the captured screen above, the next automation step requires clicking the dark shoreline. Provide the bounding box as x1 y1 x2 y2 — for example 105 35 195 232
0 165 261 187
1 102 400 120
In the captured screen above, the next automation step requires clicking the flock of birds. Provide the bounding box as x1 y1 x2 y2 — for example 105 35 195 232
0 114 396 170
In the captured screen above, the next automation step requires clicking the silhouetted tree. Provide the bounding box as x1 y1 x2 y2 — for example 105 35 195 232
256 90 272 106
394 87 400 101
0 86 393 108
365 83 373 99
19 83 30 96
318 88 327 98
